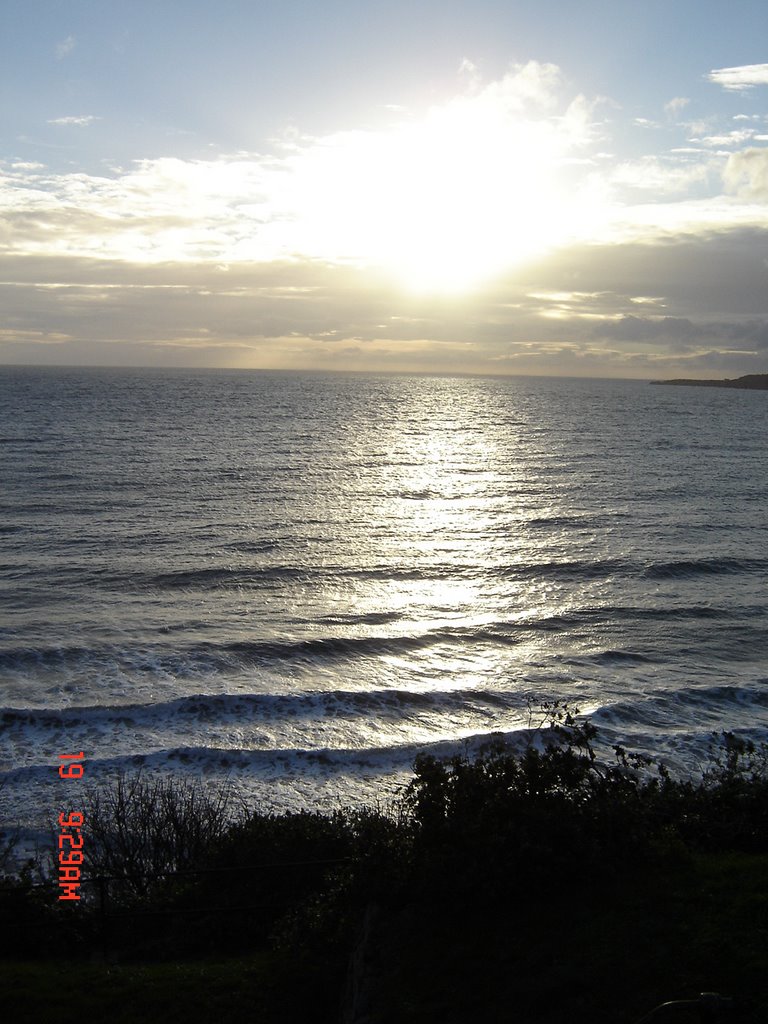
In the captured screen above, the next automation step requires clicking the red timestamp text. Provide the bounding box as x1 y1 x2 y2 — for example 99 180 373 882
57 752 85 901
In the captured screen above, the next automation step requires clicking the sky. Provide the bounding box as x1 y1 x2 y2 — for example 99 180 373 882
1 0 768 377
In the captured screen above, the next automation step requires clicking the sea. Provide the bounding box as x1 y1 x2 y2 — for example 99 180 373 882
2 366 768 841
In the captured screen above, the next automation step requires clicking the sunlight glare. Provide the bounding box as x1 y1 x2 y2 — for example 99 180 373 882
282 70 593 293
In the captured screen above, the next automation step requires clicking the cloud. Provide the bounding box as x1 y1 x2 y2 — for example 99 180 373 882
591 314 700 349
3 63 768 377
537 230 768 317
48 115 100 127
3 65 605 287
55 35 76 60
708 64 768 91
723 147 768 199
664 97 689 119
479 60 565 112
697 128 759 149
2 226 768 377
458 58 481 89
607 156 710 195
1 62 758 285
5 64 761 300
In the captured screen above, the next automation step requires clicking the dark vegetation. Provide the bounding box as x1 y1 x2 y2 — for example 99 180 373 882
3 705 768 1022
651 373 768 390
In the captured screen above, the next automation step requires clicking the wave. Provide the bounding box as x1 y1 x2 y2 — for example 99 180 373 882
8 680 768 754
140 558 634 591
141 555 768 592
526 513 631 528
2 600 765 681
592 681 768 733
0 627 521 680
590 650 654 664
5 684 768 826
6 697 768 797
4 549 755 598
0 686 517 732
643 557 768 579
0 725 545 794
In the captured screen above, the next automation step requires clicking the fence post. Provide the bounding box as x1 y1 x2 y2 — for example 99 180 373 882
341 903 380 1024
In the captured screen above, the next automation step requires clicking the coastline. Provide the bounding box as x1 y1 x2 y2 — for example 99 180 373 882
651 373 768 390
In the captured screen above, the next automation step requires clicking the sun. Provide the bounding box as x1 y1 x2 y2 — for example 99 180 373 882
363 102 574 292
283 68 591 293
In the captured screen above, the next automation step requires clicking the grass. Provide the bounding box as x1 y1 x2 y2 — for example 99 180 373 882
0 957 276 1024
4 854 768 1022
359 852 768 1023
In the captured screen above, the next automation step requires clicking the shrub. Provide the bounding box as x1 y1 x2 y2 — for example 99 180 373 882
82 772 245 899
403 710 768 898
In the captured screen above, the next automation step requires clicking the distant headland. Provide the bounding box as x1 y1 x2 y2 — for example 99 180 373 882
651 373 768 390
